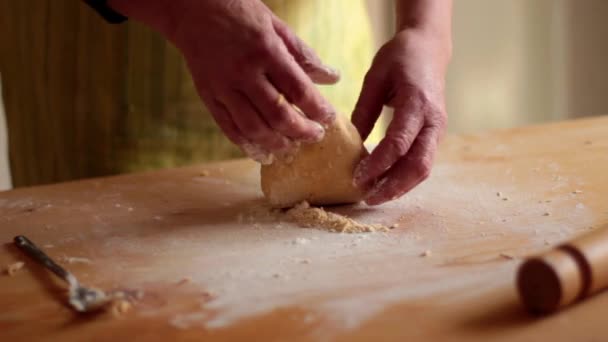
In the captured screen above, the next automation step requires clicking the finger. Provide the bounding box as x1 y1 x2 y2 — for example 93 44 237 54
353 106 424 187
200 93 247 146
351 71 388 141
365 126 439 205
247 76 325 142
206 97 275 164
271 15 340 85
221 91 290 153
267 50 336 126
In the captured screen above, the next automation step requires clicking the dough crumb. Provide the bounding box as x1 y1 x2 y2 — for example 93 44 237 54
199 170 210 177
111 299 132 317
169 312 209 330
291 237 310 245
543 212 551 217
201 291 216 301
5 261 25 276
177 277 192 286
572 190 583 194
499 253 515 260
286 201 388 233
390 223 400 229
419 250 432 258
496 191 502 197
59 256 92 264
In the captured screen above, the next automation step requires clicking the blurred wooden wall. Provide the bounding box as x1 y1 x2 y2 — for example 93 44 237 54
0 78 9 190
0 0 240 187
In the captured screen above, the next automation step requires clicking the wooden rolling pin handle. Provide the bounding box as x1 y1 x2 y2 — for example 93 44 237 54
517 227 608 314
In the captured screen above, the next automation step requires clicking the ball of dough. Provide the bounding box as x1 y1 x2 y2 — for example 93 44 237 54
261 113 367 208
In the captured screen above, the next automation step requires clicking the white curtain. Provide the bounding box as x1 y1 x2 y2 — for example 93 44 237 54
447 0 608 133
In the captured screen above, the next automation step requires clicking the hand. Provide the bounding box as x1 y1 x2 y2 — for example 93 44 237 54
175 0 343 162
352 30 449 205
110 0 340 163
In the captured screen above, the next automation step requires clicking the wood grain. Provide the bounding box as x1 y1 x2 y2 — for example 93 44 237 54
0 116 607 341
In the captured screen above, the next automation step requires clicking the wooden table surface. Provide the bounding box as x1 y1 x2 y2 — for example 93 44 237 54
1 116 607 341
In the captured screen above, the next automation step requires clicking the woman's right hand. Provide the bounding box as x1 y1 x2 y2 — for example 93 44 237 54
109 0 340 163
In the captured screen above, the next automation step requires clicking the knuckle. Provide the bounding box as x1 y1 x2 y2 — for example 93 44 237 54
432 109 448 129
239 36 276 66
393 83 422 108
286 81 308 103
248 26 270 44
242 48 269 66
243 124 266 141
299 56 316 72
385 133 412 157
271 108 297 132
258 34 278 55
413 158 432 180
264 134 288 150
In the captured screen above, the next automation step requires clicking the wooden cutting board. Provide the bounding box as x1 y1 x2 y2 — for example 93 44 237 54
1 116 607 341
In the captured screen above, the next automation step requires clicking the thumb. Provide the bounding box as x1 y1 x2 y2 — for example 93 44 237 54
271 16 340 85
351 71 387 141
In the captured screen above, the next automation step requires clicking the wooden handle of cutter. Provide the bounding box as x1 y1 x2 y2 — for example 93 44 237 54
517 227 608 314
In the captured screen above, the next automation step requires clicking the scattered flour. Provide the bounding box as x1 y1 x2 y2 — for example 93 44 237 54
419 250 432 258
5 261 25 276
39 159 595 337
499 253 516 260
286 202 389 233
170 312 210 329
291 237 310 245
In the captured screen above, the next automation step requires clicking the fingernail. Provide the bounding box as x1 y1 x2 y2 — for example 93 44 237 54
312 122 325 142
323 110 337 125
299 122 325 144
325 65 340 77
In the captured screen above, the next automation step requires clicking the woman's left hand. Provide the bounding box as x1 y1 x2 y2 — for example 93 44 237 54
352 29 451 205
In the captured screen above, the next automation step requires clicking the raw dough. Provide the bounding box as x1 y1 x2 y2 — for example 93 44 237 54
261 114 367 208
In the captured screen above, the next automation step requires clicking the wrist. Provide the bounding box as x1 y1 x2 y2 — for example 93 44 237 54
107 0 181 39
394 0 452 62
394 27 452 67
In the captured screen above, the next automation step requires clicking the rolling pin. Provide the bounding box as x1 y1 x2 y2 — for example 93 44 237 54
517 227 608 314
